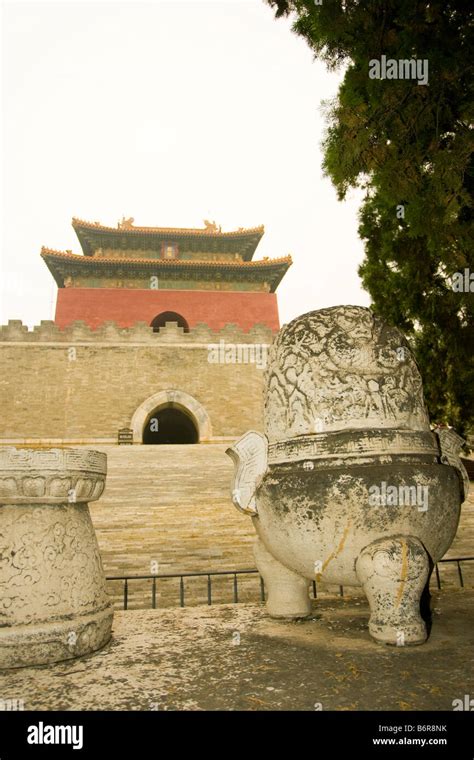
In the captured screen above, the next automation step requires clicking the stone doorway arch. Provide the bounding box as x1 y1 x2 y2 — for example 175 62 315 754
130 390 212 443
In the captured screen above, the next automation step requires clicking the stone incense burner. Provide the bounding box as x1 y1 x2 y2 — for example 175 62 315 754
227 306 468 645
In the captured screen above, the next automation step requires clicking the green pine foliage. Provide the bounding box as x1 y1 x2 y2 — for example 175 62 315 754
267 0 474 436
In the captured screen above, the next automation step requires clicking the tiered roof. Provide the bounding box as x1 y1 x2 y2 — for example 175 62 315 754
41 217 292 292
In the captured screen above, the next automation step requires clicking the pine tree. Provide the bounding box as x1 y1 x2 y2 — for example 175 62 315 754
267 0 474 436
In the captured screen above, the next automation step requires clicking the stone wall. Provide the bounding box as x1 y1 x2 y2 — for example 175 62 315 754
0 320 272 444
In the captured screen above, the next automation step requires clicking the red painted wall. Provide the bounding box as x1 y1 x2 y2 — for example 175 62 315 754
55 288 280 332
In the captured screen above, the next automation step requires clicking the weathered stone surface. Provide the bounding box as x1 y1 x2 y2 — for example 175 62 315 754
255 462 461 586
1 595 473 710
356 535 429 645
226 431 267 514
0 448 113 669
0 447 106 503
264 306 430 440
228 306 466 645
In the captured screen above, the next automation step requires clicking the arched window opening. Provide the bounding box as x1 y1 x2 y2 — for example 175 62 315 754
150 311 189 333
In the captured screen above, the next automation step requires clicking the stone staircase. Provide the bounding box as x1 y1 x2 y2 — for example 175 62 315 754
89 444 257 609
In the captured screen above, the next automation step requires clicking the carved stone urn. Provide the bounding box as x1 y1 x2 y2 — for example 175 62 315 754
0 448 113 668
227 306 468 645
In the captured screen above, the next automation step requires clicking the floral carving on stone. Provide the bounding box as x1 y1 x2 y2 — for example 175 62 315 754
0 448 106 504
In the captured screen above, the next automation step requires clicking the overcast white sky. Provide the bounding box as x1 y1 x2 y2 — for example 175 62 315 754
1 0 370 327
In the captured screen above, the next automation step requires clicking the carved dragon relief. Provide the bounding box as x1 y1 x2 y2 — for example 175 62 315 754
264 306 430 441
226 308 469 522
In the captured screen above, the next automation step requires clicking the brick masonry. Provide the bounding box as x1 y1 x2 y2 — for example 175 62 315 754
0 320 272 444
55 288 281 331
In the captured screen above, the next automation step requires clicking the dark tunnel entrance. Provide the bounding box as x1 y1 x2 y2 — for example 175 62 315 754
142 406 199 444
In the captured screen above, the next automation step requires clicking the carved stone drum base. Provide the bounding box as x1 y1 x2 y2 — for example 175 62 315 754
0 607 113 670
0 449 113 669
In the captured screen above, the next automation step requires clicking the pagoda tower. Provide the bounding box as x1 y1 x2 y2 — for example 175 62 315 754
41 217 291 332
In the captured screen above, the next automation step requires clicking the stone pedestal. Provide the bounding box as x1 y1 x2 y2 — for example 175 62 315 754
0 448 113 669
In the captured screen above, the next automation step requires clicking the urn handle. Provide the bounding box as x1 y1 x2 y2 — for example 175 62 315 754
226 431 268 515
434 427 469 502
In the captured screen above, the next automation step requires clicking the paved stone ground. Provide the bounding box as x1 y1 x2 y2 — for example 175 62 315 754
1 592 473 711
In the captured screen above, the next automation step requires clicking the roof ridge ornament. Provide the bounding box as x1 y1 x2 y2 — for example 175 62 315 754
72 216 264 236
203 219 221 233
118 216 134 230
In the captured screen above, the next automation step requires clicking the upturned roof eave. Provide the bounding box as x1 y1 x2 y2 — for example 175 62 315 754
41 247 291 292
72 218 265 260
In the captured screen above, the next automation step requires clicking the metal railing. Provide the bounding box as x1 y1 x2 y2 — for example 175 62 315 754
106 568 265 611
106 556 474 611
434 556 474 590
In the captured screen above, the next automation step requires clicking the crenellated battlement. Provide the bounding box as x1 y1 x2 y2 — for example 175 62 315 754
0 319 273 344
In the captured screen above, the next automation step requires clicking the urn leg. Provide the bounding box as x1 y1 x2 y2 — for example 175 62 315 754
356 535 430 646
254 538 312 619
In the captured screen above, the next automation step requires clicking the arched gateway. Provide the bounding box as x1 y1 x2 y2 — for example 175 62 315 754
130 390 212 444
